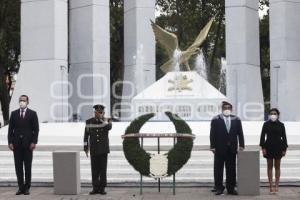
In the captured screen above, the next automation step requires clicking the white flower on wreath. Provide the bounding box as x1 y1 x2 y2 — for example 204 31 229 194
149 153 168 178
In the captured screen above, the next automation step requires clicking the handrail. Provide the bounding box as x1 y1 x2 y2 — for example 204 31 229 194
121 133 196 139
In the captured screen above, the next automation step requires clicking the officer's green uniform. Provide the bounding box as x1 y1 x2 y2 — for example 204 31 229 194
84 106 112 193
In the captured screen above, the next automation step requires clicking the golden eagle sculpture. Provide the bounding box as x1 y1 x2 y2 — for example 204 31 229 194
151 18 214 73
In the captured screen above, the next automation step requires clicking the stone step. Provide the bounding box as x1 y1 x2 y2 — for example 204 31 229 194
1 150 300 183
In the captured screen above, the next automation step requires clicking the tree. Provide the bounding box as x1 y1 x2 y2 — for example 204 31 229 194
259 0 270 112
110 0 124 119
0 0 20 125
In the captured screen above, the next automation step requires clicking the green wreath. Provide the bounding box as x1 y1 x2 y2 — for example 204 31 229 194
122 111 194 177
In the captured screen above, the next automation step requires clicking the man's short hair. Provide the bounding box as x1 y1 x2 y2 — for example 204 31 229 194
19 95 29 102
221 101 232 109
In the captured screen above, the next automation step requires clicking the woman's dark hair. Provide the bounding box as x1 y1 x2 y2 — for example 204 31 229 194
269 108 280 115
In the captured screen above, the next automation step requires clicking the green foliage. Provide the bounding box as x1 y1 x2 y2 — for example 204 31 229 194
123 113 155 176
164 111 193 175
123 112 194 177
110 0 124 115
0 0 20 71
260 12 270 112
259 0 269 9
0 0 20 124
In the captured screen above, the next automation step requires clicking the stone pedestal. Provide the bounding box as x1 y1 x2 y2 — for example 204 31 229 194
270 0 300 121
69 0 110 120
53 151 81 195
237 151 260 195
225 0 264 120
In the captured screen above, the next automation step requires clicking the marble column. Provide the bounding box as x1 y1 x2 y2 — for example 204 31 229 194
270 0 300 121
10 0 69 122
121 0 156 120
225 0 265 120
69 0 110 121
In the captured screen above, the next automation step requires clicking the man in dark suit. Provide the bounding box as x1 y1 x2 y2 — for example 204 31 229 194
210 101 244 195
7 95 39 195
84 104 112 195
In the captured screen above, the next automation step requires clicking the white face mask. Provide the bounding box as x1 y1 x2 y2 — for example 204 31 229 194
269 114 278 121
223 109 231 116
19 101 27 109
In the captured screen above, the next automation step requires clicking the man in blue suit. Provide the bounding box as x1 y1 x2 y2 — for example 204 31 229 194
210 101 244 195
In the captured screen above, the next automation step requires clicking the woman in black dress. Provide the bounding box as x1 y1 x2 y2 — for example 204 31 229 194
259 108 288 194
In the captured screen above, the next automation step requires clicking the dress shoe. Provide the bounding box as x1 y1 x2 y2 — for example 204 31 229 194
227 189 238 195
215 190 224 195
99 188 107 195
211 188 217 192
16 190 23 195
23 189 30 195
89 189 99 195
99 188 106 195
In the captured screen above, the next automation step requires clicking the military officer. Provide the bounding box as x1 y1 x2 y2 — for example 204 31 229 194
84 104 112 195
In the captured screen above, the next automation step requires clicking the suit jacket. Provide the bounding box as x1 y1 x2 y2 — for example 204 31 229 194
210 114 245 155
7 108 39 148
84 117 112 155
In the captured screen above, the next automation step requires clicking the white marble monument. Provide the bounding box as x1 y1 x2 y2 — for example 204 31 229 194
225 0 265 120
10 0 69 122
270 0 300 121
132 71 227 121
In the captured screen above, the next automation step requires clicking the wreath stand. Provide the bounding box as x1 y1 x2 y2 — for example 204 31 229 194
122 133 195 195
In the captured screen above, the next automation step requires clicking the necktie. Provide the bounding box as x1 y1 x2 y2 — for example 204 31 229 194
225 117 230 133
21 109 24 119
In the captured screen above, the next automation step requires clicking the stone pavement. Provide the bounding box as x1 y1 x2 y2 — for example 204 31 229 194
0 187 299 200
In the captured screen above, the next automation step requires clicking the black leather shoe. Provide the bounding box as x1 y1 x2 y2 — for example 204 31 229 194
215 190 224 195
99 188 107 195
89 189 99 195
23 189 30 195
211 188 217 192
16 190 23 195
227 190 238 195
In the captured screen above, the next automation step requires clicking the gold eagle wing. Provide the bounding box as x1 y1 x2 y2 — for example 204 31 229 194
151 20 179 58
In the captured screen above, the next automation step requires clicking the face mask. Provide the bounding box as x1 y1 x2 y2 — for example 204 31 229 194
269 114 278 121
19 101 27 109
223 109 231 116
